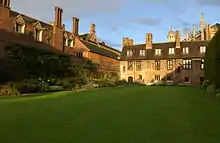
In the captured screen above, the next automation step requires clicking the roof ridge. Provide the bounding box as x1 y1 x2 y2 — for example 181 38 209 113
10 10 51 27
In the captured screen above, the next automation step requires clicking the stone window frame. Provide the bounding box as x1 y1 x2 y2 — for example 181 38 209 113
14 14 26 34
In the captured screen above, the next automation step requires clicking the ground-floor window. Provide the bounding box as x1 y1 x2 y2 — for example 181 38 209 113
167 74 172 81
128 76 133 83
200 77 204 84
154 75 160 81
138 75 142 80
184 77 190 82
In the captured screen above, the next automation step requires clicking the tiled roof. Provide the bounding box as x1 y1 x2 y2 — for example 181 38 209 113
79 33 121 53
10 10 52 29
121 40 209 60
81 40 119 59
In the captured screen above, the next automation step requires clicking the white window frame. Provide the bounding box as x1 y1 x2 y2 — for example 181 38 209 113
139 50 146 56
127 50 133 57
183 47 189 54
200 46 206 54
168 48 175 55
201 59 204 70
15 23 25 34
34 28 43 42
155 49 161 56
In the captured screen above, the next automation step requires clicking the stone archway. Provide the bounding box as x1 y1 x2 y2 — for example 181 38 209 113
128 76 134 83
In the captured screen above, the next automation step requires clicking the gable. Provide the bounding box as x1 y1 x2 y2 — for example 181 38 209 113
34 21 43 30
64 31 74 40
14 14 25 24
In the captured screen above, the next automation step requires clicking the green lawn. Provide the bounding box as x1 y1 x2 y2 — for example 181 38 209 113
1 86 220 143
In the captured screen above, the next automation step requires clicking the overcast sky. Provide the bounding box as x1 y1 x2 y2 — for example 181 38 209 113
11 0 220 50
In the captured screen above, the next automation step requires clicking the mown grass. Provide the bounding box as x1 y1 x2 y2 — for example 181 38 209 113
0 86 220 143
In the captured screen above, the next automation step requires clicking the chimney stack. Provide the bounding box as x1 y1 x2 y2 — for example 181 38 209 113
205 24 211 40
146 33 152 49
54 6 63 27
90 23 96 34
0 0 10 7
73 17 79 36
185 29 189 41
175 30 180 48
122 37 133 47
200 12 205 41
193 24 196 41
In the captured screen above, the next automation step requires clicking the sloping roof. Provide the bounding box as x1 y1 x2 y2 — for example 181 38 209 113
81 40 119 59
10 10 52 29
121 40 209 60
79 33 121 53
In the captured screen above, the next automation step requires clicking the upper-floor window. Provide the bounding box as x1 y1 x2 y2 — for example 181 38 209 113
155 60 160 70
201 59 204 70
199 46 206 54
34 29 43 42
65 39 73 47
136 61 142 71
139 50 146 56
127 61 133 70
168 48 175 55
155 49 161 56
183 59 192 70
15 23 25 34
127 50 133 57
167 60 173 70
182 47 189 54
123 66 125 72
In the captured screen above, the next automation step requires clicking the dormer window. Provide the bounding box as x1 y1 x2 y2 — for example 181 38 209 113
155 49 161 56
65 39 73 47
183 47 189 54
199 46 206 54
15 23 25 34
140 50 146 56
168 48 175 55
34 29 43 42
127 50 133 57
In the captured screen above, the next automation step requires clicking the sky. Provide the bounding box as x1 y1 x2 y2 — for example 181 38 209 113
11 0 220 50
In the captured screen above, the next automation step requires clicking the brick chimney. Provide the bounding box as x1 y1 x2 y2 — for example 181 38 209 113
0 0 12 31
146 33 152 49
90 23 96 34
185 29 189 41
175 30 180 48
52 6 64 52
122 37 133 47
73 17 79 36
54 6 63 27
0 0 10 7
205 24 211 40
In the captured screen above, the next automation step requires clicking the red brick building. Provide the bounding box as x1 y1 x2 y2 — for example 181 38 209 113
0 0 120 73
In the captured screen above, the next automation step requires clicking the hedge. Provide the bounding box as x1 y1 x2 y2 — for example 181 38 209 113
204 29 220 88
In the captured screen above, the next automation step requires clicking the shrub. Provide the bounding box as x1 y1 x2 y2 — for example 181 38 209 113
0 86 20 97
48 85 63 92
11 79 39 94
202 80 210 89
114 80 128 86
206 84 216 95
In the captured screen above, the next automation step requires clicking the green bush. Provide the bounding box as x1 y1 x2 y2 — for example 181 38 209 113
48 86 63 92
11 79 40 93
0 86 20 97
206 84 216 95
204 29 220 88
202 80 210 89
